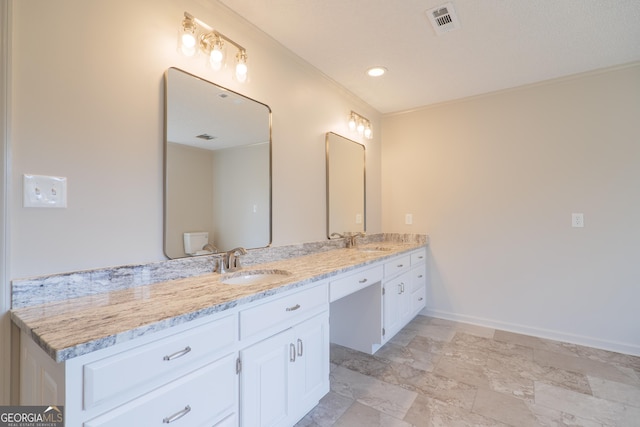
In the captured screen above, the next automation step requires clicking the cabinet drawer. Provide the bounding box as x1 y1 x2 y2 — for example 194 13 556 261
411 288 426 314
411 249 427 265
411 266 426 292
83 314 237 410
240 283 328 340
384 255 411 278
329 265 383 302
84 353 237 427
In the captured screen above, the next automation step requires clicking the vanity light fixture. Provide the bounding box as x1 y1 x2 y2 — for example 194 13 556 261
348 111 372 139
178 12 249 82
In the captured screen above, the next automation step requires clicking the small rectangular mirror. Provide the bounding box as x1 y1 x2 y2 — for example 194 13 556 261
326 132 366 238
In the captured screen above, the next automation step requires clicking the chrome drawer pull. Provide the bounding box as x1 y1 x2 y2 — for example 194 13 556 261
359 278 368 284
163 405 191 423
290 343 296 362
286 304 301 312
297 338 303 357
397 264 404 268
418 297 424 301
163 346 192 361
417 274 423 279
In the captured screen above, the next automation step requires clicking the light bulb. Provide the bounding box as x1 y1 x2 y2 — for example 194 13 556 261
180 18 197 57
235 51 248 82
364 125 372 139
348 114 356 131
357 121 365 134
210 46 224 70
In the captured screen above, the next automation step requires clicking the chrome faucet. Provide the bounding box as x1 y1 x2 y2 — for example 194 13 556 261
217 247 247 273
332 232 365 248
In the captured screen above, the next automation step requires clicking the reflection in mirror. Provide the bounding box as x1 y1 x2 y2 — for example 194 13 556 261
326 132 365 239
164 68 271 259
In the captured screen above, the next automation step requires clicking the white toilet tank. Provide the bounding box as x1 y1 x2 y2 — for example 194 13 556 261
183 232 209 255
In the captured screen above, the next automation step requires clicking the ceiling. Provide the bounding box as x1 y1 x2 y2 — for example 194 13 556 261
218 0 640 114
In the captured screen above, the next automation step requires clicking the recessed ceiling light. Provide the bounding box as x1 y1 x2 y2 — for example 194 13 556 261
367 66 387 77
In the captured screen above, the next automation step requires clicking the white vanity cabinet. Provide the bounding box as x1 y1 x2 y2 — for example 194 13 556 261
382 248 427 344
21 312 239 426
18 245 427 427
238 282 330 427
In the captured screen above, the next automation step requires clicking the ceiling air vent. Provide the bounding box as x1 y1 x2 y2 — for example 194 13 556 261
426 2 460 35
196 134 216 140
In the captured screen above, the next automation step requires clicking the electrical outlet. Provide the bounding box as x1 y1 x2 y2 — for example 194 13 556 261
571 213 584 228
355 213 362 224
23 174 67 208
405 213 413 225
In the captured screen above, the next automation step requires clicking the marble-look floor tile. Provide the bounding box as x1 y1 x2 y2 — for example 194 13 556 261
330 365 418 420
407 334 447 356
318 317 640 426
295 391 354 427
485 350 593 400
472 388 542 427
588 376 640 408
534 381 640 426
434 356 490 389
404 393 511 427
405 319 458 342
333 401 413 427
375 341 441 372
427 317 496 339
534 348 640 387
494 330 583 358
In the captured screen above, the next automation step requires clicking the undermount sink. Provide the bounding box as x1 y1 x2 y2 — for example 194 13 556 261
357 246 392 253
221 269 291 286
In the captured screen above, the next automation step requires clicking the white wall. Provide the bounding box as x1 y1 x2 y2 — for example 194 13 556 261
381 64 640 355
9 0 381 278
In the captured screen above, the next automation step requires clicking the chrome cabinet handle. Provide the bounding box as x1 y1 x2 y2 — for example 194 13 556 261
397 284 403 294
418 297 424 301
290 343 296 362
397 264 404 268
417 274 423 279
163 405 191 423
297 338 303 357
163 346 191 361
359 278 368 284
286 304 301 312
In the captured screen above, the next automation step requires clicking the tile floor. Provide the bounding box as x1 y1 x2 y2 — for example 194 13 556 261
295 315 640 427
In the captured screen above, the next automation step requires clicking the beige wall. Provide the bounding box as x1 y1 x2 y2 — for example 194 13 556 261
165 143 215 258
381 64 640 355
8 0 381 278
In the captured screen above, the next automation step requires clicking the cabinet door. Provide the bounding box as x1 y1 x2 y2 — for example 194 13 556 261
383 272 411 341
289 314 330 424
240 329 292 427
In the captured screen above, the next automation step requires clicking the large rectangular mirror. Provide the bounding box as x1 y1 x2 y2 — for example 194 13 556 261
326 132 365 238
164 68 271 258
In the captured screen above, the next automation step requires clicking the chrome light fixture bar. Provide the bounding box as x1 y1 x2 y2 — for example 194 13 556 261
348 111 372 139
179 12 249 83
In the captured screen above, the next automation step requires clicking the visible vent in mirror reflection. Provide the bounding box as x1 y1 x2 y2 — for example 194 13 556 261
196 134 216 140
426 2 460 35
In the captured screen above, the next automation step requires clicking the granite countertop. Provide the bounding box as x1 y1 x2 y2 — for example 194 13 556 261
11 242 426 362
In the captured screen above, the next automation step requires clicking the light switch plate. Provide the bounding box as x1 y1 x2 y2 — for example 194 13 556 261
23 174 68 208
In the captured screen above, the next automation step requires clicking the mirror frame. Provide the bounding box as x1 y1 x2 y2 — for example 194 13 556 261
325 132 366 239
163 67 272 258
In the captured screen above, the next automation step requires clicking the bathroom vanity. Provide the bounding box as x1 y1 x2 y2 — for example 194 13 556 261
12 240 427 426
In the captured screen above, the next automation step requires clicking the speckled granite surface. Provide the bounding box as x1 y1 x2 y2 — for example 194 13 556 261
11 234 427 362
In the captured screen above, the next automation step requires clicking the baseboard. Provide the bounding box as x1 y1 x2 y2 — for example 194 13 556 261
422 308 640 357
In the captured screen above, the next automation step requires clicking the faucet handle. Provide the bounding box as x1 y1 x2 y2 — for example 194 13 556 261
330 232 344 239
